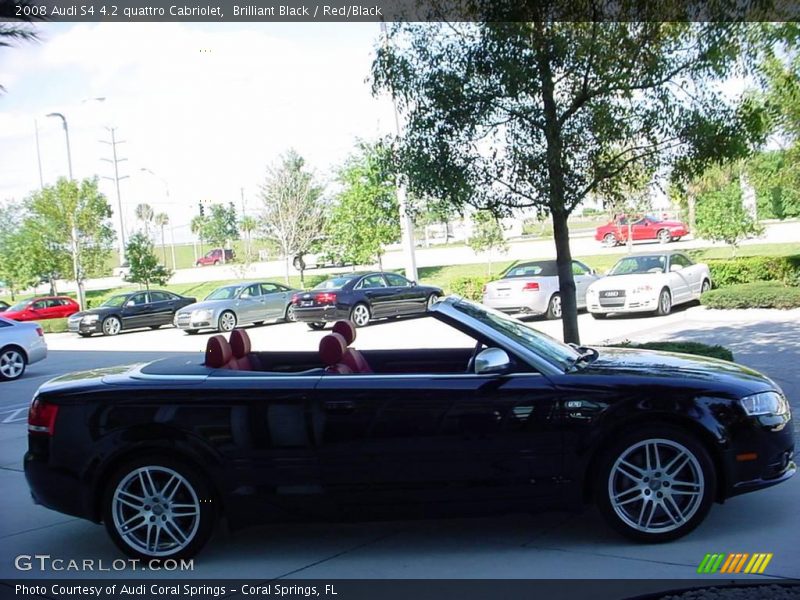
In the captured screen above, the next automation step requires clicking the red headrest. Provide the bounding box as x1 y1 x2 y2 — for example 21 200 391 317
205 335 233 368
332 320 356 345
319 333 347 366
229 329 251 359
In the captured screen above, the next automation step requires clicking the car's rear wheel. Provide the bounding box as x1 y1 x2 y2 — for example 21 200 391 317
657 229 672 244
603 233 617 247
217 311 236 332
655 288 671 316
102 316 122 336
545 293 562 320
307 322 326 331
103 457 217 560
350 303 371 327
595 426 715 543
284 304 296 322
0 346 26 381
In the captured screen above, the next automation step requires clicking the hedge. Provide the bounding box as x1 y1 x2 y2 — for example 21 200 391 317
37 318 69 334
700 281 800 309
615 341 735 362
706 255 800 288
449 275 493 301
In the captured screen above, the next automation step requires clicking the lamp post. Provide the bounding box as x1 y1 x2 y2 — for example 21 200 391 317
46 112 86 310
380 21 418 282
140 168 177 270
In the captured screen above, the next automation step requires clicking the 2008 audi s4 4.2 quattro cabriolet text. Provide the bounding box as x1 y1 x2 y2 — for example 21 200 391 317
24 297 794 560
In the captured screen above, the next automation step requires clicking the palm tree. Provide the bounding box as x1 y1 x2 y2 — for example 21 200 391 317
190 214 207 256
154 212 169 265
239 215 257 260
135 203 154 236
1 1 40 92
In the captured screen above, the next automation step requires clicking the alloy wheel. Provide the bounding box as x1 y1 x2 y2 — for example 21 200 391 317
608 439 704 534
111 466 201 557
285 304 297 322
351 304 370 327
0 349 25 380
218 311 236 332
701 280 711 294
659 290 671 315
548 295 562 319
103 317 121 336
658 230 671 244
603 234 617 247
426 295 439 311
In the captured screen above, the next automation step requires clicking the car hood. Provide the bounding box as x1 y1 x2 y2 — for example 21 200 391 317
177 300 232 313
578 347 777 395
589 273 665 290
1 310 25 319
70 306 117 318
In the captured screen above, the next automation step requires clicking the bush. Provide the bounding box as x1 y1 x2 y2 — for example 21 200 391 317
706 255 800 287
700 281 800 309
613 341 734 362
449 275 492 300
37 318 69 334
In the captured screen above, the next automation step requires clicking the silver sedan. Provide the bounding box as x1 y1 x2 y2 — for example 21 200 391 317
0 316 48 381
482 259 600 319
174 281 300 334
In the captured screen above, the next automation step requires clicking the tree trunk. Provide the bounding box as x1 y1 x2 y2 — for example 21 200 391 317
551 208 580 344
377 252 383 271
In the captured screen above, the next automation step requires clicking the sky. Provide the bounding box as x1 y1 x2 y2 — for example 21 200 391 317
0 22 395 244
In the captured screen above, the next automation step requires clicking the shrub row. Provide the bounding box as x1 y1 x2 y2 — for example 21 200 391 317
38 318 69 334
449 275 493 301
700 282 800 310
706 255 800 287
615 341 734 362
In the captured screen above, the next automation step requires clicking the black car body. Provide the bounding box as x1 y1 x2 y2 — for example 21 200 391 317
25 297 794 560
0 300 9 312
67 290 196 336
291 271 443 329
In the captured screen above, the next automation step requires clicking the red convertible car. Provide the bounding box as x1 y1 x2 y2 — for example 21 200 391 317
3 296 80 321
595 216 689 247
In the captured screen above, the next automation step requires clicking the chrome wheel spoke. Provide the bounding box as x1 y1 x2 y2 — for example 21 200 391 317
161 475 179 501
171 503 199 517
662 495 685 525
616 459 645 483
163 518 188 545
664 452 690 477
613 486 641 503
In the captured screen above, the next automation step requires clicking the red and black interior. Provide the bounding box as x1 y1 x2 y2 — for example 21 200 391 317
331 320 373 373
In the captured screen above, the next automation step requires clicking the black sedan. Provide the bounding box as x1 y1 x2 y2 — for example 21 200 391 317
25 296 794 560
0 300 9 312
291 271 443 330
67 290 196 336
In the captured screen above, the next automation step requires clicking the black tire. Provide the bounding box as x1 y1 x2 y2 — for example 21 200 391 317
101 316 122 336
213 260 219 266
307 322 326 331
149 325 161 330
284 304 296 323
185 329 199 335
700 279 711 295
78 332 93 338
0 346 26 381
595 425 716 543
350 303 371 327
102 456 217 560
425 294 440 312
657 229 672 244
654 288 672 316
545 293 562 320
591 312 607 320
217 311 237 332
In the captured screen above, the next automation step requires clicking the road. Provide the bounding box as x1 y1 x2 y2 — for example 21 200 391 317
0 306 798 583
45 220 800 294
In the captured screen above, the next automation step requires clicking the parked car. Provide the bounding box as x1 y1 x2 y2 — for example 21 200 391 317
174 281 300 334
68 290 196 337
112 262 131 278
24 297 795 560
586 251 711 318
293 253 351 270
291 271 442 330
0 316 46 381
0 300 9 312
595 215 689 247
482 259 600 319
2 296 80 321
195 248 235 266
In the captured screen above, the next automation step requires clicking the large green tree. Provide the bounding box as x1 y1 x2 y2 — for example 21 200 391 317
0 202 36 299
200 202 239 253
325 143 400 270
373 19 769 343
124 232 172 289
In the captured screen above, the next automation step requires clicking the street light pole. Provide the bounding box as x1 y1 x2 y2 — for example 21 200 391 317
46 112 86 310
380 22 418 282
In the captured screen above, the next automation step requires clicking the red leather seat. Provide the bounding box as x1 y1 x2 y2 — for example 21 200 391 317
332 320 372 374
319 333 353 374
205 335 233 369
229 329 254 371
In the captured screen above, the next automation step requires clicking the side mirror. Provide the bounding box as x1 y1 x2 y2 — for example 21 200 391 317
125 300 135 307
474 348 511 375
411 280 417 286
669 264 682 273
589 268 597 275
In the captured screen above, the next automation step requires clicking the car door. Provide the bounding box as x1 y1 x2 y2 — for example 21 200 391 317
384 273 418 315
30 299 54 320
237 284 264 323
355 274 395 317
121 292 151 329
259 283 287 320
148 291 175 325
313 368 564 509
665 254 693 304
54 299 73 318
571 261 597 308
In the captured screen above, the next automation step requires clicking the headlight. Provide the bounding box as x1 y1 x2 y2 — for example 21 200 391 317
631 285 654 294
739 392 790 416
192 309 213 320
586 287 598 296
82 314 99 323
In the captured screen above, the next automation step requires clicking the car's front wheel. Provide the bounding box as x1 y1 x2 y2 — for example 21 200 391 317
603 233 617 247
0 346 26 381
655 288 672 316
103 457 217 560
217 311 236 332
595 426 715 543
102 316 122 336
657 229 672 244
425 294 440 312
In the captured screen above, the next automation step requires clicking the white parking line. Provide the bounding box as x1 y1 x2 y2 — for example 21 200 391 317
0 403 30 424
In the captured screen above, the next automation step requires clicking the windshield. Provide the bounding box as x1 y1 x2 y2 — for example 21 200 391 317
7 301 29 312
205 286 243 300
451 299 579 372
608 255 667 276
314 276 357 290
502 262 556 278
101 295 128 307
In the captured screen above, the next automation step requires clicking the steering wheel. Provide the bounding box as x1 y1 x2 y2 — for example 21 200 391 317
466 340 484 373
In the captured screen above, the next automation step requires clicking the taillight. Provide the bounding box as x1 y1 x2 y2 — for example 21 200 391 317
36 327 43 337
522 282 540 292
290 293 299 304
28 397 58 435
315 292 337 305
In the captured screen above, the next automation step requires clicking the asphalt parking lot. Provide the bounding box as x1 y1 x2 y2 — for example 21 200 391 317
0 306 798 583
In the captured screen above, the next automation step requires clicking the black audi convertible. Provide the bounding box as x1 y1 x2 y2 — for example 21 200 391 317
25 297 794 560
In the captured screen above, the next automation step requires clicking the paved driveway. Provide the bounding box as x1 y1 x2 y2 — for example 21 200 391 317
0 308 797 582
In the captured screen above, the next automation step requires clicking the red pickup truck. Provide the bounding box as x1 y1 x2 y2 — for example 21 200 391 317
195 248 235 266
